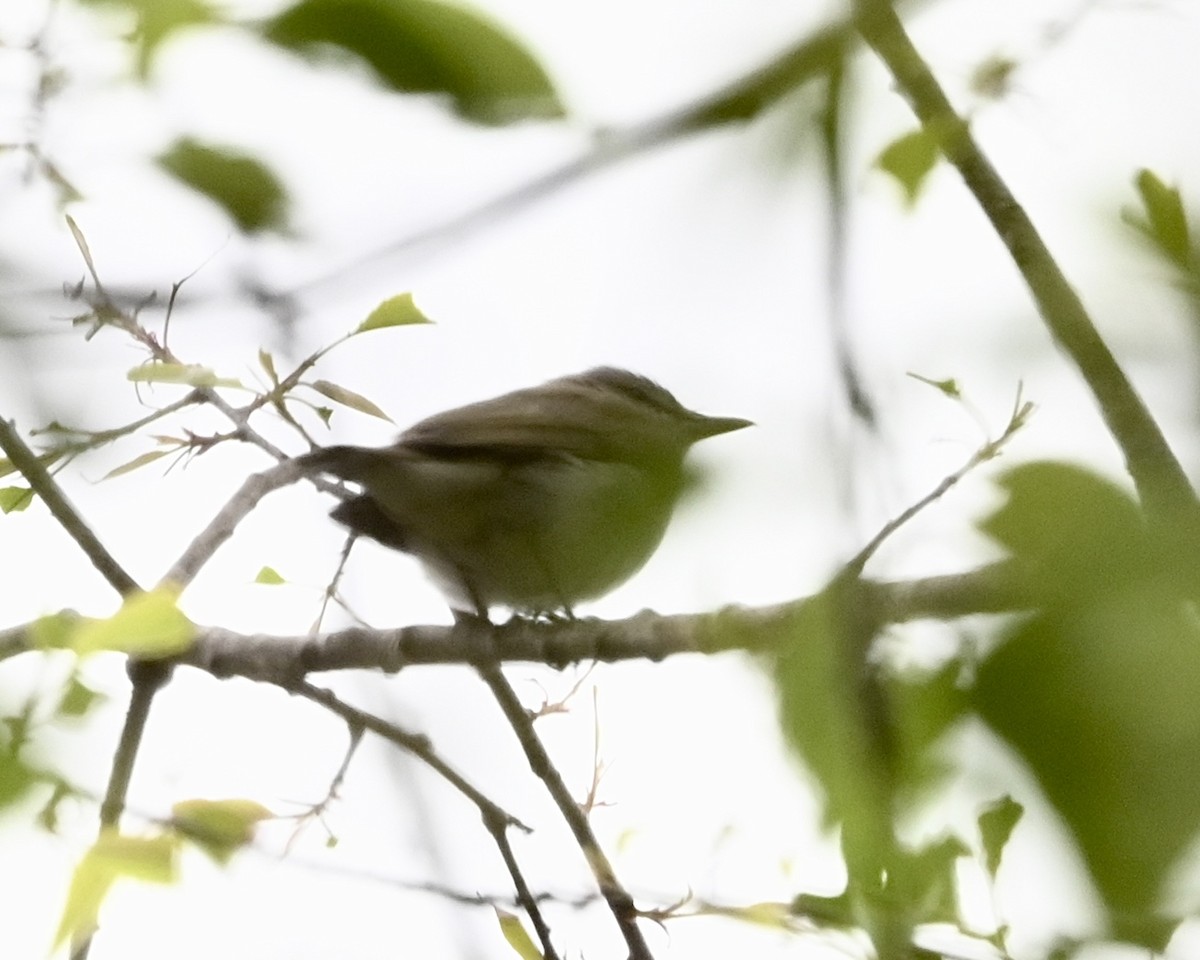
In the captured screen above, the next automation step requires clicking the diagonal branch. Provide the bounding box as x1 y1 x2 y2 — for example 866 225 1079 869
853 0 1198 523
0 417 139 597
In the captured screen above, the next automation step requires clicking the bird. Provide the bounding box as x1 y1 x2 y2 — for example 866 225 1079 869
301 367 751 620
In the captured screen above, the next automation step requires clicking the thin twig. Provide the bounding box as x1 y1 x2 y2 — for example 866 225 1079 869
844 387 1034 577
288 681 559 958
467 622 654 960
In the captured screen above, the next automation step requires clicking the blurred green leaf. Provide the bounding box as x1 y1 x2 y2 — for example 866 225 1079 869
1125 169 1192 270
0 749 35 810
884 660 967 790
128 362 244 389
876 128 940 206
57 676 105 718
773 593 891 835
171 798 273 865
258 349 279 385
157 138 289 234
494 907 542 960
772 587 911 953
974 462 1200 948
71 587 195 658
357 291 433 332
309 380 393 422
31 611 79 650
978 795 1023 879
76 0 218 75
264 0 563 124
791 891 854 928
54 831 179 949
890 835 968 926
101 449 172 480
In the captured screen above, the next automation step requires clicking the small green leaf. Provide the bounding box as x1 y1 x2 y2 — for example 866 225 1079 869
258 349 279 385
254 566 286 585
0 486 34 513
57 676 105 718
128 363 244 389
308 380 393 422
494 907 542 960
876 128 940 205
709 901 793 930
315 406 334 427
71 587 195 658
1125 168 1192 269
54 831 179 949
101 449 172 480
158 138 289 234
970 55 1019 101
906 371 961 399
0 752 35 810
356 292 433 332
171 798 273 865
37 781 71 832
978 795 1023 879
65 214 98 280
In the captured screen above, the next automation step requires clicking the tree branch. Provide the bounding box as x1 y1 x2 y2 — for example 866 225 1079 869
853 0 1198 523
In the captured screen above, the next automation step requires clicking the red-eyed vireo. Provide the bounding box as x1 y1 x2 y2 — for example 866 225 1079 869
303 367 751 619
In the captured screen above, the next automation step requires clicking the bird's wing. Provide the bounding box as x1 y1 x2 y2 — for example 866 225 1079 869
399 384 615 461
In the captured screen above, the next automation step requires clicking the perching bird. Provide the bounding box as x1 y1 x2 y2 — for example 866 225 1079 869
302 367 750 619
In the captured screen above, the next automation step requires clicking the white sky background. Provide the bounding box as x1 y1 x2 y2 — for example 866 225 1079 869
2 0 1200 958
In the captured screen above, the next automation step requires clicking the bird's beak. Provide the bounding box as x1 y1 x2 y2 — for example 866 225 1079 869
692 415 754 439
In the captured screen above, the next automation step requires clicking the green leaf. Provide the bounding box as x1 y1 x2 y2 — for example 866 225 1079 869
772 584 910 953
54 831 179 949
75 0 218 75
494 908 542 960
978 795 1023 879
970 55 1019 101
157 138 289 234
889 835 969 926
974 462 1200 947
876 128 940 206
71 587 195 658
774 592 892 836
792 891 854 927
906 371 961 399
0 750 35 810
702 901 794 930
171 798 273 865
264 0 563 125
30 611 79 650
0 486 34 513
101 449 172 480
254 566 286 585
258 348 279 385
57 676 105 718
356 292 433 332
128 362 244 389
1126 168 1192 269
308 379 393 422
